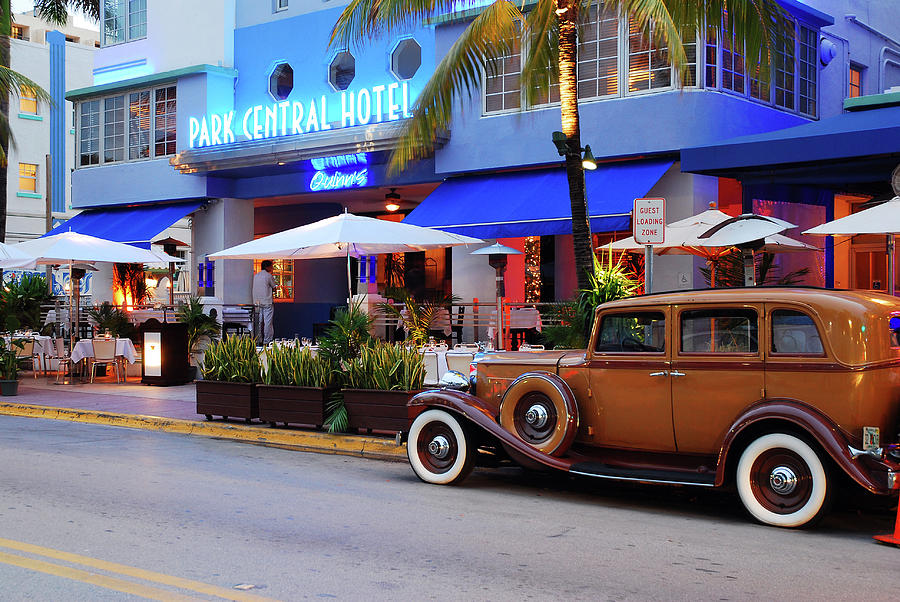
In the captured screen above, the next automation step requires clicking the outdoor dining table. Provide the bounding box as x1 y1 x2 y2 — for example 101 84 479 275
487 307 543 340
70 338 138 365
3 334 54 356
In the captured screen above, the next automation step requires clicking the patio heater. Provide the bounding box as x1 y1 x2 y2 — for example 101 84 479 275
153 237 187 307
471 243 522 349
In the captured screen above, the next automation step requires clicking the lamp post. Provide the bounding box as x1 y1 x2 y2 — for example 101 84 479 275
471 243 522 350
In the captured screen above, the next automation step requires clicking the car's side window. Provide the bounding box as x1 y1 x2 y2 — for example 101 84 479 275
890 315 900 349
596 312 665 353
771 309 824 355
680 308 758 354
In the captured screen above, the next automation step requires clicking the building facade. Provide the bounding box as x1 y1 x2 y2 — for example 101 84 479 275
67 1 900 337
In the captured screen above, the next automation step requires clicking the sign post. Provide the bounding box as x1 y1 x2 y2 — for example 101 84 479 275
633 198 666 294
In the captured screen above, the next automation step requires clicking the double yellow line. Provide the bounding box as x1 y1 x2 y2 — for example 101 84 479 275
0 537 277 601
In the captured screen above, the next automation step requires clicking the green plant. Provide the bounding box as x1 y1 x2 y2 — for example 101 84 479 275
0 274 52 329
377 292 459 346
86 302 134 339
263 345 335 388
0 316 26 380
324 341 425 433
317 300 374 366
541 252 639 349
176 297 221 353
199 335 261 383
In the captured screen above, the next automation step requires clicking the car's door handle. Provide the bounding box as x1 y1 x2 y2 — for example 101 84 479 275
649 371 669 377
670 370 686 377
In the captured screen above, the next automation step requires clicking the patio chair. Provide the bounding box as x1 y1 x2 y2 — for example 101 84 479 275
90 338 121 384
422 351 440 386
53 337 74 384
451 306 465 345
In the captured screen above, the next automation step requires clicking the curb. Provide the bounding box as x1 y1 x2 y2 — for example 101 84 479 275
0 403 407 462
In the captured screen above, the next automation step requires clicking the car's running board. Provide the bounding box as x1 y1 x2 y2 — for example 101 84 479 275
568 462 717 487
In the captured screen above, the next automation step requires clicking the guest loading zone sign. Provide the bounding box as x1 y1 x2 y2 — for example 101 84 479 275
633 198 666 245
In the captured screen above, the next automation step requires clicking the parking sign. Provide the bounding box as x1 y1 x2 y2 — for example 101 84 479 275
633 198 666 245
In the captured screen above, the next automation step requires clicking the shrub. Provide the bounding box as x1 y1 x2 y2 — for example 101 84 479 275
199 335 261 383
263 344 334 388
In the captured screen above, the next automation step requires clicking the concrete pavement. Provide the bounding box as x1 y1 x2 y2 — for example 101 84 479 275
0 377 406 462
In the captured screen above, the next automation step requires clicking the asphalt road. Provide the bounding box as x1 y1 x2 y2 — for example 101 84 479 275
0 416 898 601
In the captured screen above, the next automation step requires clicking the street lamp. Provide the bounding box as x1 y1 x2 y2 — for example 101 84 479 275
552 131 596 169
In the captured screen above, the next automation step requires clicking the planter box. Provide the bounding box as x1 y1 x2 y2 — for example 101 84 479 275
258 385 329 428
196 380 258 421
0 380 18 396
343 389 421 434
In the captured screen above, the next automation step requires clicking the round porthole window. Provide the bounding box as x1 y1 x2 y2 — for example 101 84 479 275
269 62 294 101
329 51 356 91
391 38 421 80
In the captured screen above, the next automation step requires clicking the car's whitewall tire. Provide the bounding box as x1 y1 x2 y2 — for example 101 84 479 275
407 409 474 485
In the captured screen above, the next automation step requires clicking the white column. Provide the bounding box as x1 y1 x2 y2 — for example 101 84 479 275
191 197 254 305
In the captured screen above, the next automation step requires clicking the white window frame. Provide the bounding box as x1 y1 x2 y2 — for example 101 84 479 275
102 0 147 47
18 162 38 193
274 0 289 12
76 84 177 169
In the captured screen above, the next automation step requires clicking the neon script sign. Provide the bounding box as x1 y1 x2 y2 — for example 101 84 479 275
189 82 412 149
307 153 369 192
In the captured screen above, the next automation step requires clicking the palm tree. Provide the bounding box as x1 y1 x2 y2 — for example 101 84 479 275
331 0 789 291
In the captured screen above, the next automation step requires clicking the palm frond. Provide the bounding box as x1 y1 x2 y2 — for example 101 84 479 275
387 1 525 173
520 0 558 108
34 0 100 25
0 67 53 103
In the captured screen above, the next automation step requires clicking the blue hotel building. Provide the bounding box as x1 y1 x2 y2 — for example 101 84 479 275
62 1 900 337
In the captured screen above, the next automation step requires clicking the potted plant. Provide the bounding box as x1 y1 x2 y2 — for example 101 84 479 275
340 341 425 435
0 317 28 396
317 301 373 432
175 297 220 379
377 292 458 346
258 344 335 428
196 335 261 422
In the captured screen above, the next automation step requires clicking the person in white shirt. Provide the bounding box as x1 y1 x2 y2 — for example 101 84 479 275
252 260 277 343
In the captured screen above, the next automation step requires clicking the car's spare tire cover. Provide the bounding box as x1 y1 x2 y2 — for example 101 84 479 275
499 372 578 456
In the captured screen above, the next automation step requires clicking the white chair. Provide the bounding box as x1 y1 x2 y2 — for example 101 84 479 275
90 339 121 383
422 351 440 385
53 337 74 383
446 351 474 374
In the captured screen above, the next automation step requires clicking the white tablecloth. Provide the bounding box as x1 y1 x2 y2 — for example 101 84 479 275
44 309 70 325
3 335 54 356
487 307 543 340
71 338 138 364
128 309 176 324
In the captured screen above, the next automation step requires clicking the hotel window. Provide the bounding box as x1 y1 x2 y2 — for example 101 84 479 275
11 24 27 40
773 18 796 110
704 27 717 87
103 0 147 45
253 258 294 301
483 39 522 113
797 26 817 116
680 29 698 86
274 0 288 11
18 163 37 193
79 99 100 166
849 64 863 98
578 1 619 100
720 23 745 94
154 86 177 156
77 84 175 167
128 90 151 160
627 16 670 93
19 85 37 114
103 95 125 162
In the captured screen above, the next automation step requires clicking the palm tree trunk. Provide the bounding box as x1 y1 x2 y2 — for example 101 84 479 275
0 0 10 254
556 0 593 292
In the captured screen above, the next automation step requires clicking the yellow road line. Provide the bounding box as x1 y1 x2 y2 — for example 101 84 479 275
0 537 276 601
0 550 196 601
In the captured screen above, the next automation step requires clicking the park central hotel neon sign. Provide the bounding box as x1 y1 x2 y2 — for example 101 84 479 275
188 81 412 149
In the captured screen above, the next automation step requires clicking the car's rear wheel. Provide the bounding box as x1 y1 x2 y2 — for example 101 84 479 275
407 409 474 485
736 433 831 528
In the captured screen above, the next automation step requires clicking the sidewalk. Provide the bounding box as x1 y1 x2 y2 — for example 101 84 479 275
0 378 406 462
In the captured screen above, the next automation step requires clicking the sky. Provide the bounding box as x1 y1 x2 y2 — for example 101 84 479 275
11 0 99 30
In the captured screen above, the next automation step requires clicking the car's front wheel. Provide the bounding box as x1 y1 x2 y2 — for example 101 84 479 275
736 432 831 528
407 409 475 485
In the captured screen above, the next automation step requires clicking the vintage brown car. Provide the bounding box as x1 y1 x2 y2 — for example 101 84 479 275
406 288 900 528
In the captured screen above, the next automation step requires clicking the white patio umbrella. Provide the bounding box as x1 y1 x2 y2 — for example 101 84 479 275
209 212 482 300
0 241 38 269
803 196 900 295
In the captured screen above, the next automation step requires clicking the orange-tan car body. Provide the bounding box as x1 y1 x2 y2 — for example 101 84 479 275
411 288 900 494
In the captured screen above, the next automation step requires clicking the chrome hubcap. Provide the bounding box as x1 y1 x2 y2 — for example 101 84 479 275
769 466 799 495
428 435 451 459
524 404 549 429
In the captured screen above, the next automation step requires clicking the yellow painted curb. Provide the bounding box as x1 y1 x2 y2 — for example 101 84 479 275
0 402 407 461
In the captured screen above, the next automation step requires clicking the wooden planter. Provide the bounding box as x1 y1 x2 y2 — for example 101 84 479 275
258 385 329 428
343 389 422 435
196 380 258 422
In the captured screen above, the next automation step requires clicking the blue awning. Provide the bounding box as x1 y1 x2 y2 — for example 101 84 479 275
45 201 203 248
681 104 900 179
404 159 673 239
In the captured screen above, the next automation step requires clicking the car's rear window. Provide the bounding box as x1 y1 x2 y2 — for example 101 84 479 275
681 308 758 354
771 309 824 355
890 315 900 349
596 312 665 353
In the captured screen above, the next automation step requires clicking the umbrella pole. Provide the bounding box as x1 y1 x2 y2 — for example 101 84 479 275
742 249 756 287
889 234 896 296
346 252 352 305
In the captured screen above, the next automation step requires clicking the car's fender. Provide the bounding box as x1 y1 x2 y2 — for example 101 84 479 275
409 389 574 472
716 399 896 494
